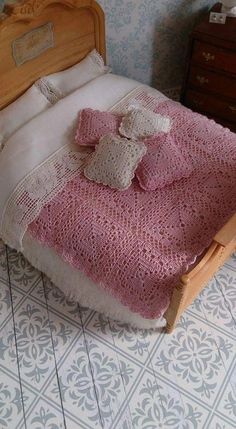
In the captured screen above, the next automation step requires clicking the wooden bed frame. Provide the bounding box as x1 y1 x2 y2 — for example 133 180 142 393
0 0 106 108
0 0 236 333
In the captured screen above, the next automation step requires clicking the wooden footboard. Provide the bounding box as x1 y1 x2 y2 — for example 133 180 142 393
164 214 236 333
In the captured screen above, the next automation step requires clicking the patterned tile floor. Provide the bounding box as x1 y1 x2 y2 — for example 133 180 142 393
0 238 236 429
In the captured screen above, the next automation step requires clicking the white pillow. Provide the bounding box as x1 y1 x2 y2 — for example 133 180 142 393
0 85 51 152
119 107 172 140
37 49 110 99
84 134 147 190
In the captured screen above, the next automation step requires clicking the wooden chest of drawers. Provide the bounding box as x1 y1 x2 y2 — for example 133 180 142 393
182 3 236 132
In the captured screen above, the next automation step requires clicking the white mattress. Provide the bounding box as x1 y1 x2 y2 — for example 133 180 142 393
1 73 167 329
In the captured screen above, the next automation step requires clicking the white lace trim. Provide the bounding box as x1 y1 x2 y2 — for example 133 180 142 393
35 78 64 104
0 86 163 251
1 146 90 250
109 86 167 114
89 49 111 73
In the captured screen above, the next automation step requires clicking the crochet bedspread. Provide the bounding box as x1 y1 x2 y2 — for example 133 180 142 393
28 95 236 319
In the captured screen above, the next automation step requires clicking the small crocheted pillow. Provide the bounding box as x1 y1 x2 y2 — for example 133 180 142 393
84 134 147 190
119 107 171 140
136 134 193 191
75 108 121 146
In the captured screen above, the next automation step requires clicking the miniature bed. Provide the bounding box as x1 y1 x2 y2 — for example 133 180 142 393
0 0 236 333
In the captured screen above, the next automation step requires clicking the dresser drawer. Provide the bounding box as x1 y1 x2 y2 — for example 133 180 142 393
192 41 236 74
188 65 236 99
185 89 236 123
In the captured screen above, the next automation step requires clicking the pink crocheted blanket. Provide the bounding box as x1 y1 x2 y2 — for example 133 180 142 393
28 95 236 319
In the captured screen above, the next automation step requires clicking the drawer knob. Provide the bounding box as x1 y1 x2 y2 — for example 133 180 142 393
229 105 236 112
202 52 215 62
196 75 209 85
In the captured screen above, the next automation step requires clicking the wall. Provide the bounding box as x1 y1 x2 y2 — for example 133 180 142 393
7 0 216 90
98 0 215 90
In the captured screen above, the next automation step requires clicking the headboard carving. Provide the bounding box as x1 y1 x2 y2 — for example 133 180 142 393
7 0 57 18
0 0 106 109
5 0 103 19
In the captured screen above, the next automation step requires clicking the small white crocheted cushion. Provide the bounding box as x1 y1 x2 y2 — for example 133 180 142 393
119 107 171 139
84 134 147 190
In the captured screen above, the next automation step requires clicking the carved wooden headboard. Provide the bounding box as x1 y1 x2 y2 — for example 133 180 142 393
0 0 106 109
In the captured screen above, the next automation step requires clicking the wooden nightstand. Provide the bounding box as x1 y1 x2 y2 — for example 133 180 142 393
181 3 236 132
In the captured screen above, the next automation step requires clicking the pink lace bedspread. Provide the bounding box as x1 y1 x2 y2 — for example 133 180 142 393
28 97 236 319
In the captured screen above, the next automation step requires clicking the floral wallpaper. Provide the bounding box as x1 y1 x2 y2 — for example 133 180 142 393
98 0 215 90
7 0 215 90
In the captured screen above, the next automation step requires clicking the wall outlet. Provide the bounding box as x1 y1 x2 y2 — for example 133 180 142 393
209 12 227 24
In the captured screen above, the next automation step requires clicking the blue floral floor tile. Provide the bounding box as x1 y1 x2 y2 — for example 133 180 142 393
225 253 236 271
0 316 18 378
49 334 103 429
0 370 25 429
85 333 139 428
0 238 236 428
0 248 20 377
209 414 234 429
85 312 161 365
194 281 236 337
37 276 85 325
6 247 41 293
0 241 8 283
11 296 58 390
214 366 236 427
151 314 235 408
157 377 210 429
128 370 164 428
217 267 236 322
0 280 13 328
24 398 65 429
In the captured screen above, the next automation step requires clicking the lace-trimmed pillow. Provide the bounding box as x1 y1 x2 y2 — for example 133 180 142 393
37 49 110 100
75 109 121 146
84 134 147 190
119 107 172 140
136 134 193 191
0 85 51 152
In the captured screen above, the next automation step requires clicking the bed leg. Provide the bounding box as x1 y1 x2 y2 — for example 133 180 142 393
164 282 187 334
165 322 175 334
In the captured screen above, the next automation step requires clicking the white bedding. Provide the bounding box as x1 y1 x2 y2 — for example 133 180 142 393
0 74 166 220
0 73 167 329
0 74 141 219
